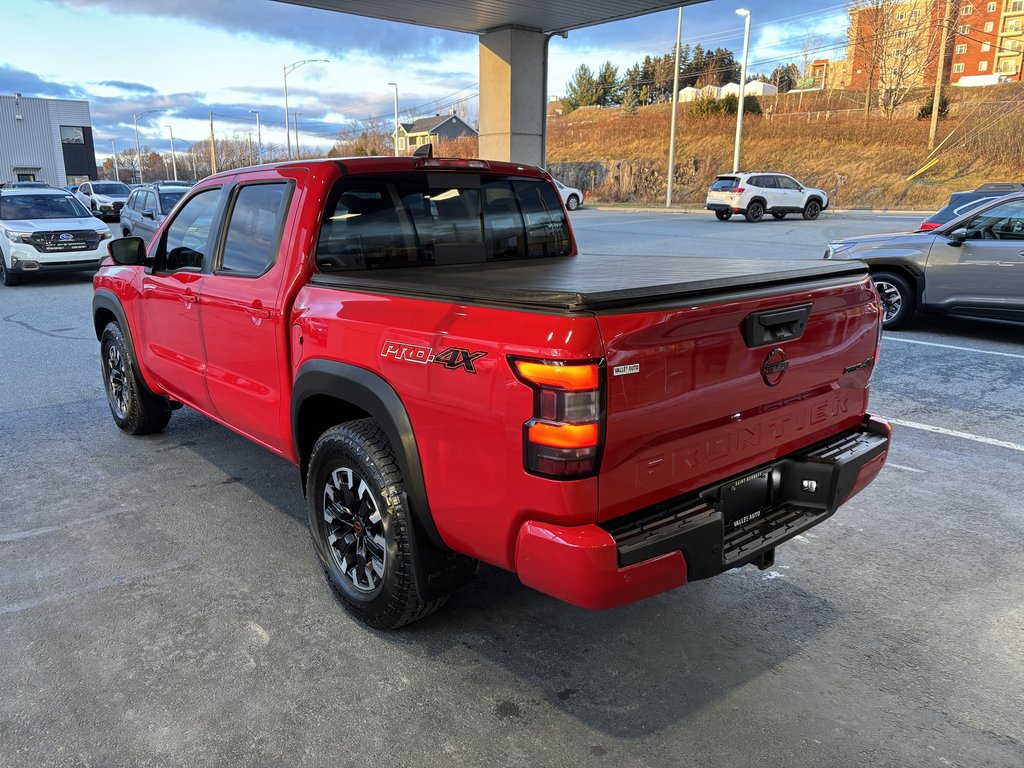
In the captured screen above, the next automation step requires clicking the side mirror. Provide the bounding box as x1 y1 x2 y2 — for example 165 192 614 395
947 227 967 247
108 236 146 266
82 189 91 196
142 208 155 220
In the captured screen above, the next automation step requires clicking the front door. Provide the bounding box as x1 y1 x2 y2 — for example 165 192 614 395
925 198 1024 315
139 187 224 410
199 179 296 451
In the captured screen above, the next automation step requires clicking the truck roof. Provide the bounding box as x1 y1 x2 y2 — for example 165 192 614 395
210 156 548 183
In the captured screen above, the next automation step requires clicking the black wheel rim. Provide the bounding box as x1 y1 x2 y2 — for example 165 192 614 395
751 204 763 220
875 280 902 324
808 202 820 218
323 466 387 595
104 343 131 418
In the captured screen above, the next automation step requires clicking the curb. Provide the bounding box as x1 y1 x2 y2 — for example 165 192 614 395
582 205 932 216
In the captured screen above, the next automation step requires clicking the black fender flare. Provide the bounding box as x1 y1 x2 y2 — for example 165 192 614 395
92 289 160 397
747 196 767 211
862 258 926 305
291 359 445 551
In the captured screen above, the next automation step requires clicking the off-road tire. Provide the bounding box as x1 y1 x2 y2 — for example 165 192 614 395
715 210 732 221
872 271 916 330
803 199 822 221
0 256 22 286
772 212 787 220
745 201 765 222
566 195 580 211
100 322 171 434
307 419 449 629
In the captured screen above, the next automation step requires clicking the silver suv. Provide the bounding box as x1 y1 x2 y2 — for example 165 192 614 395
825 192 1024 329
706 172 829 223
120 182 189 244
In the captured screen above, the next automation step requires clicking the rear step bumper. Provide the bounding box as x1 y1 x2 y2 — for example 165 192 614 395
514 415 891 609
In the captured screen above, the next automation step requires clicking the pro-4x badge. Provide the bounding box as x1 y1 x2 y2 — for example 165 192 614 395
381 341 487 374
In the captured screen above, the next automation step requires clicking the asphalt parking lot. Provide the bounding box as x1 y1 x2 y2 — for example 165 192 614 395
1 211 1022 767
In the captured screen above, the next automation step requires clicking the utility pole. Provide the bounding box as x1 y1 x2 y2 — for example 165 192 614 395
666 7 684 207
249 110 262 163
209 112 217 174
248 132 254 165
165 125 178 180
284 59 329 160
293 113 302 158
388 82 399 155
732 8 752 173
929 0 954 150
111 140 120 182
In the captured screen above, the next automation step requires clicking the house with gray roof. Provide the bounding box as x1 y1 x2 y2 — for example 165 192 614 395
397 114 477 154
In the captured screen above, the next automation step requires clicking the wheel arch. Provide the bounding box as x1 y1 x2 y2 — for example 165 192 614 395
292 359 447 551
92 290 156 396
747 196 767 209
865 259 926 305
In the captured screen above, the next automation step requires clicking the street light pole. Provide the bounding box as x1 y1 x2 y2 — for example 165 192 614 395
111 140 120 182
293 113 303 158
133 109 164 184
387 82 399 156
666 7 683 207
165 125 178 180
283 59 329 160
249 110 262 163
732 9 752 173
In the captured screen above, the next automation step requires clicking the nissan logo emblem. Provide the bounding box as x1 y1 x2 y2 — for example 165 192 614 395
761 348 789 387
59 233 73 241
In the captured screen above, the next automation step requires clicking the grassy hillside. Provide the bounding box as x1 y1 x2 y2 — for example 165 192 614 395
546 90 1024 210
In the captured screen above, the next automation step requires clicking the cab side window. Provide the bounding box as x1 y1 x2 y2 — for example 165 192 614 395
218 183 289 275
965 200 1024 241
156 188 223 272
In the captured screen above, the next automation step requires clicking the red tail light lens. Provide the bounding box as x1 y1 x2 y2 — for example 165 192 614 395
733 187 745 194
919 221 940 231
511 358 605 479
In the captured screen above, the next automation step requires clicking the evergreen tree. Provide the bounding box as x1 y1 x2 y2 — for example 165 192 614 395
563 64 603 111
622 85 638 114
597 60 621 106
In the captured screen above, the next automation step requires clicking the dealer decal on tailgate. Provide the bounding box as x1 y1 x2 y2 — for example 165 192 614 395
381 341 487 374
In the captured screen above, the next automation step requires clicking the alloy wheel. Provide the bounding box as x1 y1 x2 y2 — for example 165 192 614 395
874 279 902 324
104 344 130 418
323 466 387 594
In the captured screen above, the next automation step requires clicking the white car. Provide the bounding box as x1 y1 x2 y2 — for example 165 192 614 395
0 188 112 286
553 179 583 211
706 172 829 223
75 180 132 221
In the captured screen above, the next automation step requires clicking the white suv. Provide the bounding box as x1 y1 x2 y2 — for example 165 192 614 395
0 188 112 286
706 172 829 223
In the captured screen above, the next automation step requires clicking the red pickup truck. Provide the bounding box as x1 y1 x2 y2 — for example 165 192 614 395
93 155 890 629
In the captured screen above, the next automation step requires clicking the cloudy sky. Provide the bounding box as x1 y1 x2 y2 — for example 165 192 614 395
0 0 851 159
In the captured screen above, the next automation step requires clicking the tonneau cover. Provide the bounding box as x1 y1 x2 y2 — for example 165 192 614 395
310 253 867 312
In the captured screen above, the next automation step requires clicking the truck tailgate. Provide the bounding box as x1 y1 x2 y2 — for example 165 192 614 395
597 273 880 522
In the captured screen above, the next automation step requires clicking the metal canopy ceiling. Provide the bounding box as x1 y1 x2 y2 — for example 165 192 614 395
273 0 709 35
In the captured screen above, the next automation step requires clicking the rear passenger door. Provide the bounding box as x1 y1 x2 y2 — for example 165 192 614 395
199 178 296 450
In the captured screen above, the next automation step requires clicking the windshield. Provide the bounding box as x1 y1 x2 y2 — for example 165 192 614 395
317 174 572 271
159 191 185 211
0 194 92 220
93 183 131 196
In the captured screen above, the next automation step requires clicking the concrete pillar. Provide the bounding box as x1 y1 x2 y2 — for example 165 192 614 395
479 27 546 167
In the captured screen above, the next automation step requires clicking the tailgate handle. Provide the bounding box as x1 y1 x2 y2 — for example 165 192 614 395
743 304 812 348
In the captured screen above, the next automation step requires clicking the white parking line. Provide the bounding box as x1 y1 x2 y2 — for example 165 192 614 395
886 418 1024 453
887 463 925 473
884 336 1024 360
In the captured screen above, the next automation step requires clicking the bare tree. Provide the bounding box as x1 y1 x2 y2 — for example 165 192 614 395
848 0 950 119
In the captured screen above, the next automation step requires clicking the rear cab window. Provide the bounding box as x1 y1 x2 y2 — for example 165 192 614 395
710 177 739 191
316 173 571 272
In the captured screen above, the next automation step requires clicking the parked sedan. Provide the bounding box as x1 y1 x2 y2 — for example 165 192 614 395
120 183 188 244
553 179 583 210
825 192 1024 329
75 181 132 221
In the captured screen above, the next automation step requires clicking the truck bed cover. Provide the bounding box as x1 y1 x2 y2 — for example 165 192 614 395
310 253 868 312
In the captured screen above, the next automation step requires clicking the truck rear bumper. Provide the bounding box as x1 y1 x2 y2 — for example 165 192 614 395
514 416 890 609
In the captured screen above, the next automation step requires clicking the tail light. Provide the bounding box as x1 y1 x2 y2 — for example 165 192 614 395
919 221 939 231
732 187 745 194
511 357 605 479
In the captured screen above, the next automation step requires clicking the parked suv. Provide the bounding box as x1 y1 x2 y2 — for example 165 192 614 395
120 182 189 244
918 182 1024 231
825 192 1024 329
706 172 829 223
0 187 112 285
75 181 132 221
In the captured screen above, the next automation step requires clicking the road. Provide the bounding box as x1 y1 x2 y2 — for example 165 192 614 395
0 211 1021 768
